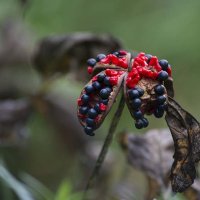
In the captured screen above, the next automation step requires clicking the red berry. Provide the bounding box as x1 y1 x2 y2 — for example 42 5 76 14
99 103 107 111
87 66 93 74
109 76 118 85
77 98 83 106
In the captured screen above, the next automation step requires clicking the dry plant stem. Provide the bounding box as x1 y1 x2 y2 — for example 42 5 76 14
83 93 125 199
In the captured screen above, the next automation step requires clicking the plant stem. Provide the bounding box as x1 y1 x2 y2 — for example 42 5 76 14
83 93 125 199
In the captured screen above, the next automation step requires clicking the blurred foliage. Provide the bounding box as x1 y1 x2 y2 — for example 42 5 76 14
0 0 199 199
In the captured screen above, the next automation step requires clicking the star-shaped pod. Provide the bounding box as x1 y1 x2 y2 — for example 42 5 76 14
77 51 173 136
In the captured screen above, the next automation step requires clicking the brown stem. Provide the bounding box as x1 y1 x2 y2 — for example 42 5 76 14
83 93 125 199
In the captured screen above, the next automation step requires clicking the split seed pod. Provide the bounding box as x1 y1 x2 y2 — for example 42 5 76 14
77 51 173 135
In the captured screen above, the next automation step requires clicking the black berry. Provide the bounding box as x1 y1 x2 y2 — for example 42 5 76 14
79 106 89 115
159 59 169 71
85 85 94 94
157 95 166 105
94 103 101 113
154 108 164 118
128 89 140 99
104 87 112 93
145 54 152 63
154 85 165 95
135 119 144 129
97 74 106 82
103 77 111 86
135 87 144 97
84 126 94 136
92 81 101 90
142 118 149 128
88 108 98 118
113 52 119 56
133 110 143 119
100 88 110 99
87 58 96 66
86 118 95 127
81 94 90 104
132 98 142 108
158 71 168 81
96 54 106 62
100 99 109 105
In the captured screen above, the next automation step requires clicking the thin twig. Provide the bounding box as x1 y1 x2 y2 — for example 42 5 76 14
83 93 125 199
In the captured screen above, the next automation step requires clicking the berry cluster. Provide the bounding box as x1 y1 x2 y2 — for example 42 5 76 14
78 69 124 136
87 51 128 75
77 50 172 135
127 87 149 129
125 52 171 129
153 84 167 118
126 52 171 89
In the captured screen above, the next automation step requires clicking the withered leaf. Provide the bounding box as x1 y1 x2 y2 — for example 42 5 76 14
165 97 200 192
164 77 174 98
33 33 122 80
120 129 173 186
120 129 200 199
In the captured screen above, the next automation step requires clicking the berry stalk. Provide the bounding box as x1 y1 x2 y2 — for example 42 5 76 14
83 93 125 199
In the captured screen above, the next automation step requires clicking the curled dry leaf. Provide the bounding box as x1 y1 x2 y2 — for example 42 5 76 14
120 129 200 199
33 33 122 80
0 99 31 146
165 97 200 192
120 129 173 187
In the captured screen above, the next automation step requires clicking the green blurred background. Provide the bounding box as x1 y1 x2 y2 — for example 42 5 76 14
0 0 199 199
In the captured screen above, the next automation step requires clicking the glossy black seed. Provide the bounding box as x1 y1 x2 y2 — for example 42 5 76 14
135 87 144 97
96 54 106 62
87 58 96 66
145 54 152 63
97 74 106 82
162 103 168 110
88 108 98 118
101 99 109 105
159 59 169 71
79 106 89 115
86 118 95 127
132 98 142 108
154 85 165 95
142 118 149 128
157 105 165 112
113 52 119 56
100 88 110 99
104 87 112 93
128 89 140 99
133 110 143 119
103 77 111 86
158 71 168 81
85 85 94 94
157 95 166 104
154 108 164 118
94 103 101 113
135 119 144 129
84 126 94 136
81 94 90 104
92 81 101 90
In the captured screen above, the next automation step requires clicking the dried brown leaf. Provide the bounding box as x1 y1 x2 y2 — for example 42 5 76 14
33 33 122 80
166 97 200 192
120 129 173 186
